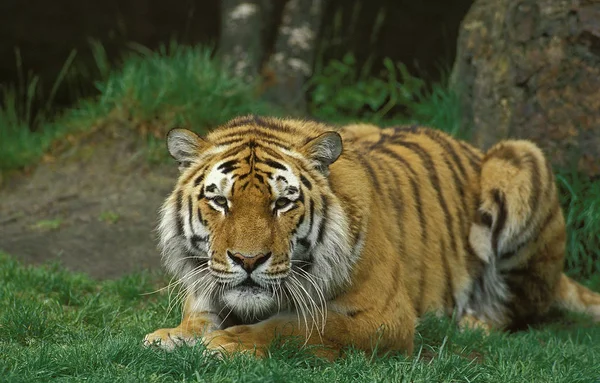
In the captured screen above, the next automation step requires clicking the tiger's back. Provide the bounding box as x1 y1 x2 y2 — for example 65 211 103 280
336 124 484 318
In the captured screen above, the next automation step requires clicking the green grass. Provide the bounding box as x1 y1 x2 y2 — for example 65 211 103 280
0 252 599 382
557 169 600 279
0 43 271 173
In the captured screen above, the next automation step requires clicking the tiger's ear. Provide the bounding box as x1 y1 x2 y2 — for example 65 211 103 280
301 131 343 173
166 128 207 171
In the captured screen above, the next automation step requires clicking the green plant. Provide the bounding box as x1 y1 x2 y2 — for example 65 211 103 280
0 48 77 172
0 43 274 173
307 53 463 137
556 169 600 279
308 53 421 123
94 41 271 133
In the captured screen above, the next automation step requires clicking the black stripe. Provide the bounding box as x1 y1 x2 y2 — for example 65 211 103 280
176 190 184 236
421 129 468 180
237 172 250 181
522 154 542 231
417 259 427 315
393 125 420 134
479 211 493 228
255 168 274 180
190 235 208 249
194 174 204 187
502 199 560 260
360 157 383 195
254 173 265 184
300 175 312 190
264 159 287 170
197 207 206 226
218 159 238 174
217 143 247 159
206 184 217 193
316 195 329 244
297 237 310 249
215 137 245 146
440 150 469 243
230 115 290 133
372 153 404 228
295 212 305 232
187 195 194 232
374 148 427 241
491 189 507 257
440 238 456 308
537 199 560 235
394 140 457 254
226 116 255 128
223 128 291 148
256 137 291 150
306 198 315 237
458 141 482 172
489 144 521 168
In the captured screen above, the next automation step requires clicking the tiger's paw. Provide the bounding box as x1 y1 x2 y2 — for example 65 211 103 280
143 328 199 351
203 329 266 358
458 314 494 334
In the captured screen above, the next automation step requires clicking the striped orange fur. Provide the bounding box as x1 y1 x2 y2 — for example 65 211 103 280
467 140 600 329
143 116 600 358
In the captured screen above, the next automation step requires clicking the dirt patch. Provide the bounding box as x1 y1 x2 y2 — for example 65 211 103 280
0 128 178 279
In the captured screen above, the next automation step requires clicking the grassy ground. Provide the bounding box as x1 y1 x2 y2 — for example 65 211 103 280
1 253 599 383
2 45 600 381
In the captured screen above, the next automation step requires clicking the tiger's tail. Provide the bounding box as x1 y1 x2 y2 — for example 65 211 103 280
554 273 600 322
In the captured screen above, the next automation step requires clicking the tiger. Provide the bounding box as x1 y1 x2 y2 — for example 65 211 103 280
143 115 600 359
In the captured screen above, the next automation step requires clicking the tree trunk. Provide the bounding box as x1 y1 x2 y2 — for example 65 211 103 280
219 0 264 83
263 0 324 113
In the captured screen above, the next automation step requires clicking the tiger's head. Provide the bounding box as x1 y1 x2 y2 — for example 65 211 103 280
158 117 355 320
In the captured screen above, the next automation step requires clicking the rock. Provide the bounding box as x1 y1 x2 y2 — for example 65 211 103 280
451 0 600 175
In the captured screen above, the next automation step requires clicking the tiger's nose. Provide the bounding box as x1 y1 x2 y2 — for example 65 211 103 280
227 251 272 273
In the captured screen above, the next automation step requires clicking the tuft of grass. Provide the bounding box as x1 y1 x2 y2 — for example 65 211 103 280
0 252 599 382
0 88 63 172
556 169 600 279
0 43 274 173
92 42 272 132
0 48 78 173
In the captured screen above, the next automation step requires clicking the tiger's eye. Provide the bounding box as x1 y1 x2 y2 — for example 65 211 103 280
213 196 228 207
275 197 291 209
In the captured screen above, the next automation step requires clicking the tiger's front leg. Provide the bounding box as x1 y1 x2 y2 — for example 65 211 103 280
203 302 417 360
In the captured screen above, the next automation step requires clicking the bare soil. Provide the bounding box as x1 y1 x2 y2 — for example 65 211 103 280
0 128 178 279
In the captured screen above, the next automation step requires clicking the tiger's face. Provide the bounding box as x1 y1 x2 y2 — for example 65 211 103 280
196 148 308 313
159 120 346 318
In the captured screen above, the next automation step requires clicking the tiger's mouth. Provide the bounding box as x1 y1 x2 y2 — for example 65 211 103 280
238 277 264 289
221 275 278 315
221 275 275 293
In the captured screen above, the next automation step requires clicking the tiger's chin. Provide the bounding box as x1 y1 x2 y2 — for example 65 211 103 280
222 282 277 319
